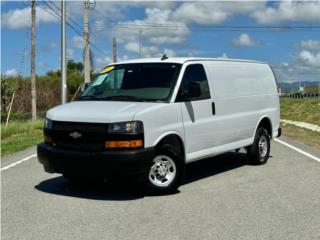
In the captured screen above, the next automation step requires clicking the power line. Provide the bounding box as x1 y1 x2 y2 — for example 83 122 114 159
37 1 107 56
96 23 320 29
92 22 320 33
48 1 83 33
41 1 84 36
18 17 31 76
67 8 320 33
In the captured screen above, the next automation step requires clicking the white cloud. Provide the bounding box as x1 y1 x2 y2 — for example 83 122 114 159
130 1 176 10
67 49 74 59
95 56 112 66
95 55 130 68
217 53 229 59
72 36 83 49
173 1 265 25
232 33 257 47
300 40 320 50
40 42 57 52
1 6 58 29
38 62 46 69
273 62 320 83
120 55 129 61
111 8 189 45
251 1 320 24
124 42 140 53
5 68 17 76
124 41 176 58
50 42 57 49
124 41 159 57
173 2 228 25
163 48 176 57
67 1 124 20
298 50 320 67
144 8 189 44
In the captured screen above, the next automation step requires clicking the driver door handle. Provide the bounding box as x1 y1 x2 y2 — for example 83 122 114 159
212 102 215 115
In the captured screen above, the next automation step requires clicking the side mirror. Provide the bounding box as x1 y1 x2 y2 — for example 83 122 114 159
81 83 90 92
188 82 201 98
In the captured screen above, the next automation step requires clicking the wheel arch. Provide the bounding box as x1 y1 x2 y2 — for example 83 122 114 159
153 132 186 162
255 116 273 138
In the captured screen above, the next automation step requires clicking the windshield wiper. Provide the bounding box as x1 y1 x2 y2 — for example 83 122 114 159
78 95 102 100
103 95 147 101
78 95 158 102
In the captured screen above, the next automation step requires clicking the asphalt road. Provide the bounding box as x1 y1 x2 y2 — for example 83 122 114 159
2 137 320 240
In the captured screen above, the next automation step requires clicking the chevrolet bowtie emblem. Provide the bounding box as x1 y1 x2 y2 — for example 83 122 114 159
69 131 82 139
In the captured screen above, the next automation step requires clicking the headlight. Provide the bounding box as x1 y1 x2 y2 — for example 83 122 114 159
45 118 53 129
108 121 143 134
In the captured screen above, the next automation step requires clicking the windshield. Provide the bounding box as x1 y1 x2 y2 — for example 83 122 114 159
79 63 182 102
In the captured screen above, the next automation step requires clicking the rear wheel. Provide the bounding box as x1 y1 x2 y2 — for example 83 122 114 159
247 127 270 165
146 144 185 194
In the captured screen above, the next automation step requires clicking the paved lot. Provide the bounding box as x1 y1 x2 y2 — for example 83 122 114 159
2 137 320 240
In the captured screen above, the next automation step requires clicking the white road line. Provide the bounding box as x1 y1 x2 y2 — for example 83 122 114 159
1 154 37 171
275 139 320 163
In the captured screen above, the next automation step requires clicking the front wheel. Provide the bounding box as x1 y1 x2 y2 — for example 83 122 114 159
247 128 270 165
146 144 185 194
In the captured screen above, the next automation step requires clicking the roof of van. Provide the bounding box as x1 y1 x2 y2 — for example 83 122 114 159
112 57 266 65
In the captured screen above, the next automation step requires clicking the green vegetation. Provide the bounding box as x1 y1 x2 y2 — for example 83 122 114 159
280 99 320 125
0 60 94 156
1 60 86 122
1 120 43 156
280 98 320 149
281 123 320 150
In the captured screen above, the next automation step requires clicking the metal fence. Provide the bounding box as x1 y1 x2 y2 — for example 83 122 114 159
280 93 320 99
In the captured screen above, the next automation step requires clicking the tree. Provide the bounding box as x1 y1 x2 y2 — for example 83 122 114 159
67 60 84 74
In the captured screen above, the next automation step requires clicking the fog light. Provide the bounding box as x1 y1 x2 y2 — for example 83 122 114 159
105 140 143 148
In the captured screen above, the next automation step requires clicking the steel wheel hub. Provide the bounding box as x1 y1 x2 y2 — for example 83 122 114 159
258 135 268 158
149 155 176 187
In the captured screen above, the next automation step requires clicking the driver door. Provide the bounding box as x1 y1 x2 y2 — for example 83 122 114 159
176 63 217 161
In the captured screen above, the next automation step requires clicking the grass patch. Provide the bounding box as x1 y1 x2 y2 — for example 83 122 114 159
1 119 44 156
280 99 320 125
281 123 320 150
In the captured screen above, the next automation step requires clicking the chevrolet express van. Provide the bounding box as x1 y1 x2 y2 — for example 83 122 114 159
38 57 281 193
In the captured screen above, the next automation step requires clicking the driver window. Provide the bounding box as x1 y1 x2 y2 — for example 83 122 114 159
176 64 210 101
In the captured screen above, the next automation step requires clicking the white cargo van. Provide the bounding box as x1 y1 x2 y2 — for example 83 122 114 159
38 57 281 193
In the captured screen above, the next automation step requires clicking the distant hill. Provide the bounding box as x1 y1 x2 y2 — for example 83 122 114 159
278 81 320 93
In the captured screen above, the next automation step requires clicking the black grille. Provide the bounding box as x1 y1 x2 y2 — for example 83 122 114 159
50 121 108 151
53 122 108 132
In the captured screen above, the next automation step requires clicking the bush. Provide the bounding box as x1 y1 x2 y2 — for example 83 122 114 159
1 60 85 122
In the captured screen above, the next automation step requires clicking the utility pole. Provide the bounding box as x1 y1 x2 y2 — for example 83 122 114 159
83 0 91 83
138 29 142 58
31 0 37 120
112 37 117 63
61 0 67 104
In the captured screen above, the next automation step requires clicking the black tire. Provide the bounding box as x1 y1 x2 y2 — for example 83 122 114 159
247 127 270 165
146 144 185 194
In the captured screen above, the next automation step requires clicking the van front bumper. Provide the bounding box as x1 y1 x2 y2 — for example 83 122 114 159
37 143 155 179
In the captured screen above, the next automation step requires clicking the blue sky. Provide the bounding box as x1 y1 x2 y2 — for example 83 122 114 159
1 0 320 83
